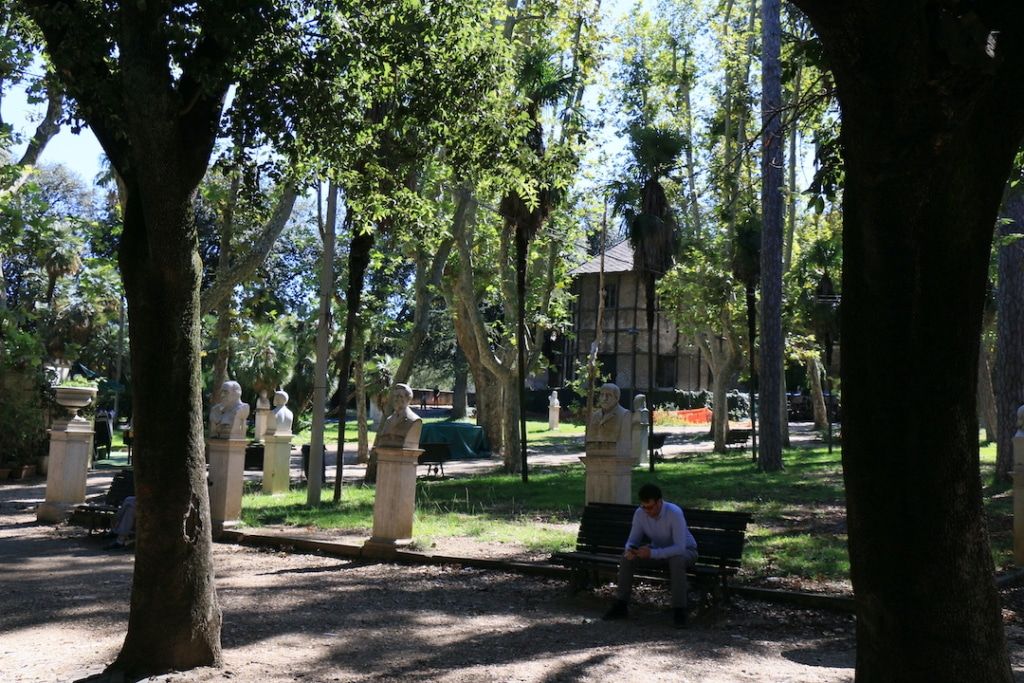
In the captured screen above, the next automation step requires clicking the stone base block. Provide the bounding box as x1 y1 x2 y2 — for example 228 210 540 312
362 535 414 559
37 501 76 524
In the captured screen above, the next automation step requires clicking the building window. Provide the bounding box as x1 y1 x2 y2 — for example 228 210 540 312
597 353 618 384
656 354 677 388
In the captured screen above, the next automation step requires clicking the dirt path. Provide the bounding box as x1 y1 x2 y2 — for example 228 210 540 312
1 480 860 683
4 437 1023 682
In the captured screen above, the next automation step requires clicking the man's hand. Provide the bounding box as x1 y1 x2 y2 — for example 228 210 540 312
624 545 651 560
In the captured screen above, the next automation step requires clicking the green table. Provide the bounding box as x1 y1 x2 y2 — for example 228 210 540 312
419 422 491 459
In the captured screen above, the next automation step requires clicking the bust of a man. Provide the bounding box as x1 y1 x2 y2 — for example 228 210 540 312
209 380 250 439
372 383 422 450
586 383 631 449
265 390 293 437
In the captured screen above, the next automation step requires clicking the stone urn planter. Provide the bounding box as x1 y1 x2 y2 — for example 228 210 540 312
53 385 98 432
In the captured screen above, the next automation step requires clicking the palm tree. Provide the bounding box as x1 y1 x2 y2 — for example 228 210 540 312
498 44 573 481
613 124 685 471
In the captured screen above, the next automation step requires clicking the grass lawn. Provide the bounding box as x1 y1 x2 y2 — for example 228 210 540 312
241 437 855 581
242 435 1016 586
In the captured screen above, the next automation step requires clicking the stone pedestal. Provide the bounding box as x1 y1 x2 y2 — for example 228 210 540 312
632 395 650 466
548 405 560 431
581 450 633 505
37 418 94 523
263 433 293 494
1014 434 1024 566
364 446 423 556
254 408 270 444
207 438 246 530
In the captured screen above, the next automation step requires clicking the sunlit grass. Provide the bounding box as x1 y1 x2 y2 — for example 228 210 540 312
240 436 1016 583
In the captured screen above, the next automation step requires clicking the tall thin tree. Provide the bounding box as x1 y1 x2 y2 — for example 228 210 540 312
758 0 785 471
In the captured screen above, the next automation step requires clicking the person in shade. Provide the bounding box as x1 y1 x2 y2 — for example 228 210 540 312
602 483 699 628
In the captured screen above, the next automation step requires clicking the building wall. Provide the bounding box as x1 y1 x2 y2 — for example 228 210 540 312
556 271 708 394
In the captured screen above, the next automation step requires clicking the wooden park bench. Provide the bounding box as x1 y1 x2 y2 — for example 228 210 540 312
417 443 450 478
551 502 752 603
650 432 667 461
68 468 134 534
726 428 752 449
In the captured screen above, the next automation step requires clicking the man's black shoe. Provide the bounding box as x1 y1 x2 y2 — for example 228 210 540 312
673 607 688 629
602 601 628 620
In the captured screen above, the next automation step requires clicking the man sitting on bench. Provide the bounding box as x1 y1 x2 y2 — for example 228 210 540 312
104 496 136 550
602 483 698 628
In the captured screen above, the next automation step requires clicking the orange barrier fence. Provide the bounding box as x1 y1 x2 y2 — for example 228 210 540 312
674 407 712 424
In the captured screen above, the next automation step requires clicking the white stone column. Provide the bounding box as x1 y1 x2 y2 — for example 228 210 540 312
263 433 293 494
207 437 247 531
581 451 633 505
364 446 423 556
1014 413 1024 566
37 418 94 523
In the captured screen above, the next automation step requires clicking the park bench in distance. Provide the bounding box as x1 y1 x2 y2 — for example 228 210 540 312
417 443 450 478
67 468 134 534
551 502 752 604
726 428 752 449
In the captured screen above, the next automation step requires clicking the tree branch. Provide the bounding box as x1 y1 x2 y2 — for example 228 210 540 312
17 80 63 167
200 183 300 315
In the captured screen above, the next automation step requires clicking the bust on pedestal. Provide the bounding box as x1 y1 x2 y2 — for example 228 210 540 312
263 390 294 494
548 390 561 431
581 383 634 505
207 380 250 531
364 383 423 556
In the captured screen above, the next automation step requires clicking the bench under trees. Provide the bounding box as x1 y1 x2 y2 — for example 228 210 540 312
551 502 752 603
68 469 134 534
726 429 752 449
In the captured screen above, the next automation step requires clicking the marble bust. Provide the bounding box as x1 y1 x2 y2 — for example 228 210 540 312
586 383 631 453
548 390 560 407
372 383 422 450
209 380 250 439
266 390 293 436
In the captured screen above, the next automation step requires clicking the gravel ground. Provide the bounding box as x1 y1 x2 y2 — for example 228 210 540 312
2 479 859 683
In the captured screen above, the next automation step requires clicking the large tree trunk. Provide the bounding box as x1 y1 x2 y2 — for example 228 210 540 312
392 237 454 385
796 3 1024 677
451 349 469 420
115 179 221 674
995 184 1024 482
757 0 784 472
307 182 338 505
697 331 740 454
355 330 369 464
502 371 521 473
807 352 828 431
210 176 239 400
332 220 373 502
